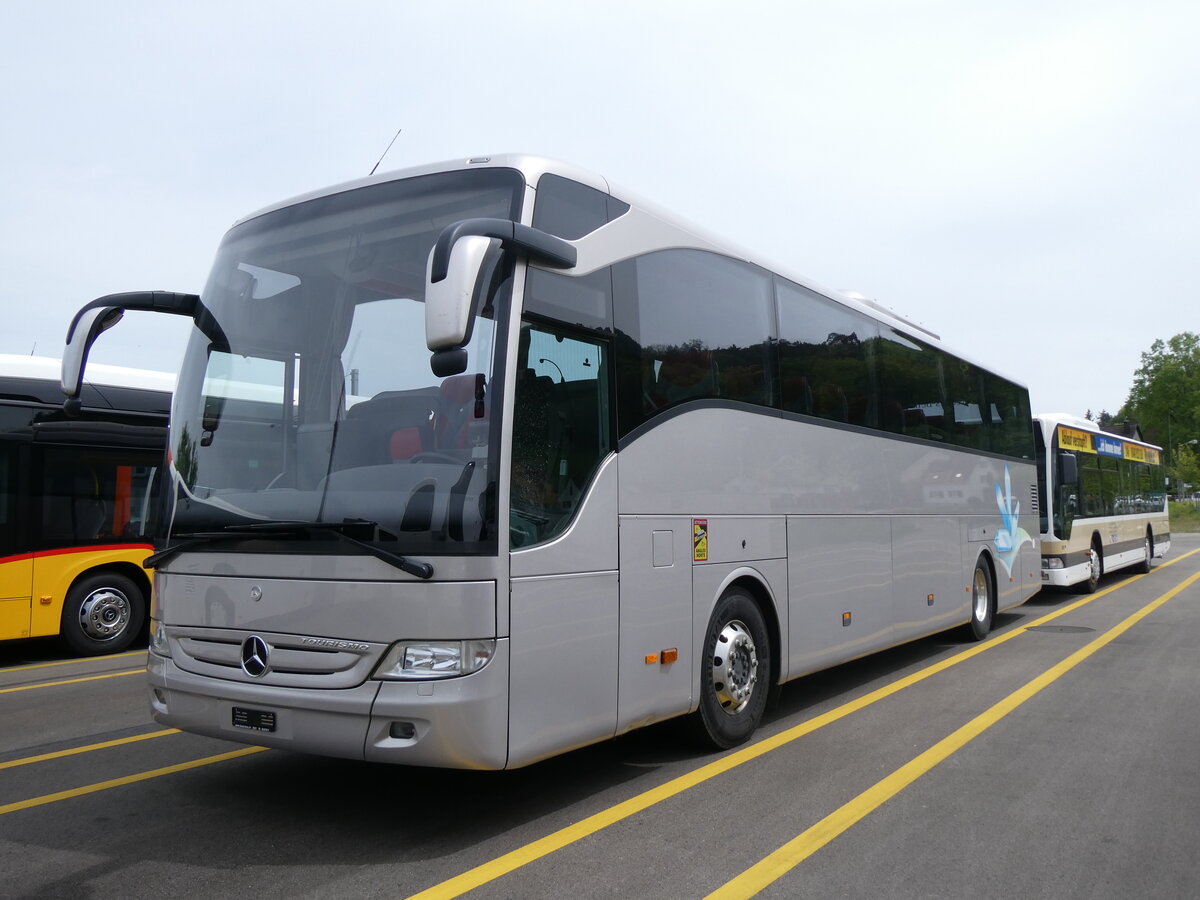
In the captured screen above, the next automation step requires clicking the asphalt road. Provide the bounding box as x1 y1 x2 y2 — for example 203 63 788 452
3 535 1198 900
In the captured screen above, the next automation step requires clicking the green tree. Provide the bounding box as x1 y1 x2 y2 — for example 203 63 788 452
1119 332 1200 453
1174 442 1200 496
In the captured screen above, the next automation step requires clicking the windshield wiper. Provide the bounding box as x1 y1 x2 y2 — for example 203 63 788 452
145 520 435 579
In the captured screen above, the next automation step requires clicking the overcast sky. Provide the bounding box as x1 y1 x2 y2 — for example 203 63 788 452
2 0 1197 421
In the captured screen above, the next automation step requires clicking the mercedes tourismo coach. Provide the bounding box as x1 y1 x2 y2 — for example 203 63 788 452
61 155 1040 768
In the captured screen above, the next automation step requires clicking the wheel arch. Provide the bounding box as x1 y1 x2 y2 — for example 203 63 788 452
973 546 998 616
705 567 783 688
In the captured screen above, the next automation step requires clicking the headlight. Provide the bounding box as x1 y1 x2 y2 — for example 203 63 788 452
373 639 495 680
149 620 172 658
1044 558 1064 569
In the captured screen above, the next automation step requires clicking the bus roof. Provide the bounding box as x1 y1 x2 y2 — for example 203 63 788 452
0 355 176 394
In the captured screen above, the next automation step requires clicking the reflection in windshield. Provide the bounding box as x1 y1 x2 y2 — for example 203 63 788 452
168 168 523 556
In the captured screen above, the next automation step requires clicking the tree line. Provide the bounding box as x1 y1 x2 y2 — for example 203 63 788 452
1099 332 1200 493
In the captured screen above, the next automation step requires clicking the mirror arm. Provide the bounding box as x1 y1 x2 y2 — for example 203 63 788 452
429 218 576 283
61 291 228 415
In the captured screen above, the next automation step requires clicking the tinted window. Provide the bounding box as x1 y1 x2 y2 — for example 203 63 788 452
776 280 876 427
38 447 161 547
613 250 773 436
524 266 613 331
533 173 626 240
984 372 1034 459
0 444 19 556
875 328 946 441
510 320 611 548
943 356 989 451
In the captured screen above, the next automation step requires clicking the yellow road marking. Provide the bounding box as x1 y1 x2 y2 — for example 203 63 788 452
406 548 1200 900
706 569 1200 899
0 668 143 694
0 729 180 770
1 650 145 673
0 746 268 816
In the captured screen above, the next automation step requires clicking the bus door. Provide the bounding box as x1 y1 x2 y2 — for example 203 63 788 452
507 322 619 767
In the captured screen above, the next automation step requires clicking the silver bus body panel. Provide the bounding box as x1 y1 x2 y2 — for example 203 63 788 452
507 455 620 768
155 570 497 640
616 407 1039 685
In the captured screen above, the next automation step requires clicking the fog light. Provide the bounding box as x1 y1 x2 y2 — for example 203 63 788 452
389 721 416 740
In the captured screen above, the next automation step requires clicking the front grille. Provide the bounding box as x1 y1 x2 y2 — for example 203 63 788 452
169 627 386 689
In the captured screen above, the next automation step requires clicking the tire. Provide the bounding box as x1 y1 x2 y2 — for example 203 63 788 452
961 556 994 642
1135 531 1153 574
690 587 772 750
60 572 145 656
1078 540 1103 594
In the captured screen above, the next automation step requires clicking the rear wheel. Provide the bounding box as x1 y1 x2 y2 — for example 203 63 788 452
961 557 994 641
1079 540 1103 594
691 587 772 750
60 572 145 656
1135 531 1153 574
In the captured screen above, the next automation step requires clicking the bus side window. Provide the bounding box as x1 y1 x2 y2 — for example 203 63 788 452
510 321 611 549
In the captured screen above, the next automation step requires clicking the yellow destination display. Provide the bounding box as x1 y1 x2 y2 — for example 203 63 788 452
1124 443 1147 463
1057 426 1095 453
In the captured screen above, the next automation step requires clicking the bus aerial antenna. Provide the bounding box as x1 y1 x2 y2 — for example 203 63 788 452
369 127 403 177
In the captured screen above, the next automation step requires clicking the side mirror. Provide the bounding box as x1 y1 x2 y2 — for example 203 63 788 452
62 306 125 407
425 218 577 377
1058 451 1078 485
425 235 497 352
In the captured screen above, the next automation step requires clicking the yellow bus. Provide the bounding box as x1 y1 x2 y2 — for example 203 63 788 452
0 355 170 655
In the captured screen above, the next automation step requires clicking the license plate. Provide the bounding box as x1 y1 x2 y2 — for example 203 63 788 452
232 706 277 733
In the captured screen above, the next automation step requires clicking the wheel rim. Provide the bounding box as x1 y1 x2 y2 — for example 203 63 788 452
77 587 131 643
1088 549 1101 583
711 619 758 714
1144 537 1151 565
972 566 990 621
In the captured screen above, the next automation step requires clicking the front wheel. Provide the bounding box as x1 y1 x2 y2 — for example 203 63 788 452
60 572 145 656
961 557 994 641
690 587 772 750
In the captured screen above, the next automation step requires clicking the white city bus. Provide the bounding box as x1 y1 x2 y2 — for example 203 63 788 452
1035 414 1169 592
62 155 1040 768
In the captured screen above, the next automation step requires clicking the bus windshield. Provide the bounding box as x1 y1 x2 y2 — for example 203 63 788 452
168 168 524 556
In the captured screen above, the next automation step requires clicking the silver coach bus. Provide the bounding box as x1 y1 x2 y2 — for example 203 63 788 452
62 155 1040 768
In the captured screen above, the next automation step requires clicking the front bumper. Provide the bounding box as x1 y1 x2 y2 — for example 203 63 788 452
147 639 511 769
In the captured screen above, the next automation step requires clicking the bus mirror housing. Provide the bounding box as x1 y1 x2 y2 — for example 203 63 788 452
425 217 578 376
425 234 496 353
1058 451 1079 485
62 306 125 407
61 291 226 415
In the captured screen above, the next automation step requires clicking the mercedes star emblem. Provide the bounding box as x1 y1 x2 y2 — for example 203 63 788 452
240 635 271 678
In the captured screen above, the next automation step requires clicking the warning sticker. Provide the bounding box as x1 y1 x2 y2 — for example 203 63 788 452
693 518 708 562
